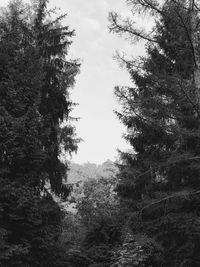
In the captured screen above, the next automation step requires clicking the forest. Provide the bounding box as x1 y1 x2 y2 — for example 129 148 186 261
1 0 200 266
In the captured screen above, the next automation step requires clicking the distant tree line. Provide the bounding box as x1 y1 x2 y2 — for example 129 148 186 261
67 160 117 183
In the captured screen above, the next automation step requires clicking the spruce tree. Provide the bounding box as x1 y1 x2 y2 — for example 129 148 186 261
33 0 80 196
110 0 200 265
0 1 79 266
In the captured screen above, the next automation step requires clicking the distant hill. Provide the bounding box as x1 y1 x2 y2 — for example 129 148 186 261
67 160 117 183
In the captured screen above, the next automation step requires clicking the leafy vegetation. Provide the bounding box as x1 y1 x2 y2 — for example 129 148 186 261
62 172 123 267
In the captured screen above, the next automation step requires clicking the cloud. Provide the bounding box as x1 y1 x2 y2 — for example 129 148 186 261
83 17 101 31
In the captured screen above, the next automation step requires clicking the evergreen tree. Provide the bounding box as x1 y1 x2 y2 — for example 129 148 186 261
110 0 200 265
0 1 79 266
33 0 80 195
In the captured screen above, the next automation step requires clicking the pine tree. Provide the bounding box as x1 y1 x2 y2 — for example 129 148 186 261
33 0 80 196
0 1 79 266
110 0 200 265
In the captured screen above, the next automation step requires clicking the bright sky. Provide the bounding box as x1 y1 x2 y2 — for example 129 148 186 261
1 0 146 164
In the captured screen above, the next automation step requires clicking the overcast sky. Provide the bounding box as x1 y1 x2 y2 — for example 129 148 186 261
2 0 146 164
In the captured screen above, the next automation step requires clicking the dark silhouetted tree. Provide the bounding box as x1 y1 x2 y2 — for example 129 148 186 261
0 0 80 266
110 0 200 266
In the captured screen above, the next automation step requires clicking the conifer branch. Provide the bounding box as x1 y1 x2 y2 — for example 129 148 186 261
109 12 158 44
177 80 200 117
140 189 200 214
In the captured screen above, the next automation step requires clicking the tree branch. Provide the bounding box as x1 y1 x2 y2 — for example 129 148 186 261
177 79 200 118
127 0 164 16
109 12 158 44
140 189 200 214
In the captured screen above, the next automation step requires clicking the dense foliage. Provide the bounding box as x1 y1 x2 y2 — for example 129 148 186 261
0 0 79 266
109 0 200 266
61 174 123 267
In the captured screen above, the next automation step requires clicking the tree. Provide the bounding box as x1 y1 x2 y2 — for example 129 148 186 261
0 1 80 266
32 0 81 262
33 0 80 195
109 0 200 265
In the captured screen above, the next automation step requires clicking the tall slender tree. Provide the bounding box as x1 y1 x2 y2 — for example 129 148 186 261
0 1 80 266
33 0 80 195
